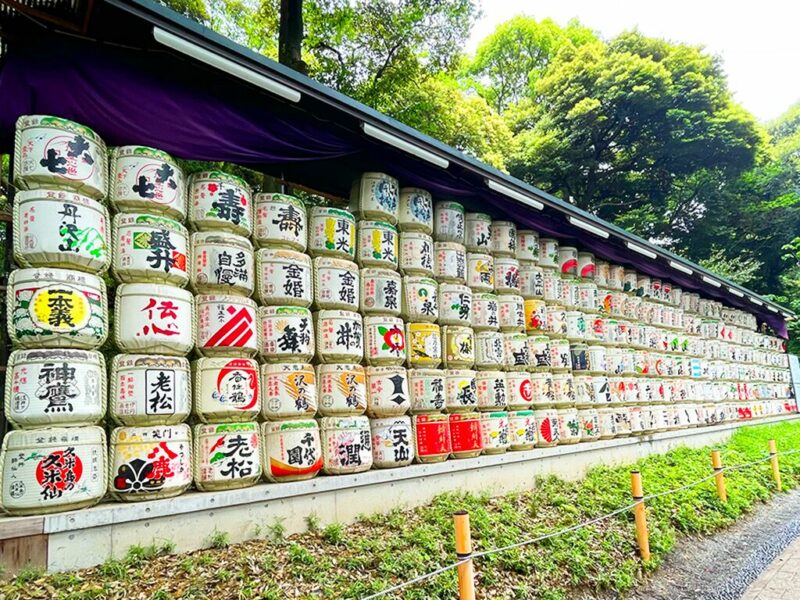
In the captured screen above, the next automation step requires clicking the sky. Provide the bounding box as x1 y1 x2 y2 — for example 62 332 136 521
467 0 800 123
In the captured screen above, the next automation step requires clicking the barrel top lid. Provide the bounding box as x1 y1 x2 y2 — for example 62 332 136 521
16 115 102 143
112 145 178 163
189 169 251 190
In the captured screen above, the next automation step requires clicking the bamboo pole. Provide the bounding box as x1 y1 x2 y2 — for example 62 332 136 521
453 511 476 600
711 450 727 502
769 439 782 492
630 470 651 561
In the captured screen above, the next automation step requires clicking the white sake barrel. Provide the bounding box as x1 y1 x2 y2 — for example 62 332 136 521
507 371 534 410
531 372 555 407
475 371 507 411
475 331 505 370
255 248 312 307
109 354 190 426
578 408 601 442
0 426 106 515
370 416 414 468
465 213 492 252
577 282 598 313
313 256 360 311
651 279 663 302
8 267 108 349
317 364 367 416
112 213 190 287
519 264 544 299
434 242 467 284
320 416 373 474
622 269 638 294
188 170 253 236
413 414 451 462
596 261 610 287
398 188 433 233
557 408 581 444
524 299 547 334
607 264 625 291
577 252 595 279
614 406 632 436
491 221 517 257
472 293 499 331
402 276 439 322
261 363 317 420
535 408 559 447
357 220 398 269
399 231 434 276
114 283 193 355
516 230 539 263
108 424 192 501
262 419 322 482
498 294 525 332
566 311 587 341
258 306 314 363
14 190 110 273
366 366 410 417
549 338 572 372
437 284 472 326
360 268 402 316
14 115 107 199
308 206 357 261
191 231 254 297
253 193 308 251
598 408 617 439
538 238 559 269
587 345 608 374
350 172 399 224
192 357 260 422
504 332 530 370
408 368 446 413
494 257 521 294
552 372 575 407
573 375 592 406
196 295 258 357
442 326 475 368
529 335 551 370
434 201 465 244
315 310 364 363
629 405 644 435
445 369 478 412
559 277 579 309
636 275 651 298
542 268 561 303
546 305 568 339
466 253 494 292
110 145 185 219
481 412 510 454
5 349 105 428
509 410 537 450
193 422 261 491
364 316 407 366
449 412 483 458
406 322 442 368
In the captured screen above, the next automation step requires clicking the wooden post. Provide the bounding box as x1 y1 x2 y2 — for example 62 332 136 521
769 439 782 492
630 470 651 561
453 511 476 600
711 450 727 503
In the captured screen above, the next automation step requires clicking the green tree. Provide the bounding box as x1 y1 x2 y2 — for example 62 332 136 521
158 0 209 22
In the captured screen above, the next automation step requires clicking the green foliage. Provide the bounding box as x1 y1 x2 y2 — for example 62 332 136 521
207 530 230 549
157 0 209 23
321 522 345 545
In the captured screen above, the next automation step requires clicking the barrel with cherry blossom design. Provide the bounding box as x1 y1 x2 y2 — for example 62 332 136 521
320 416 373 474
188 170 253 236
364 316 406 366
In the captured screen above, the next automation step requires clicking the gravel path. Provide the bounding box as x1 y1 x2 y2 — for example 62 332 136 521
625 488 800 600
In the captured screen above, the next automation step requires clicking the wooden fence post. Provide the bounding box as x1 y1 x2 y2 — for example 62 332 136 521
769 439 782 492
711 450 727 502
630 470 651 561
453 511 476 600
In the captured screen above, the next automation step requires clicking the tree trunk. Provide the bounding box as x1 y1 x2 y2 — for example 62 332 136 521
279 0 307 74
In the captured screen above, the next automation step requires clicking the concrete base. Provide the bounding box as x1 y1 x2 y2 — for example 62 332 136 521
1 414 797 574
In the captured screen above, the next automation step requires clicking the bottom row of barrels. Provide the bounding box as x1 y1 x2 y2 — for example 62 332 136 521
0 402 785 516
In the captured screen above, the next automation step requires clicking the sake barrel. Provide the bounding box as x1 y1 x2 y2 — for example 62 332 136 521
188 170 253 236
350 172 399 223
366 366 410 417
253 193 308 251
651 278 663 302
434 201 465 244
516 230 540 263
559 277 578 309
578 408 601 442
317 364 367 416
466 252 494 292
192 357 260 422
0 426 106 515
8 267 108 349
504 332 530 371
438 284 472 326
576 282 598 313
320 416 373 474
519 264 544 299
498 294 525 332
357 220 398 269
371 416 414 468
256 248 312 307
565 311 587 342
587 345 608 374
434 242 467 284
465 213 492 252
262 419 323 483
636 275 651 298
445 369 478 412
402 276 439 322
261 363 317 420
5 349 105 428
506 371 534 410
614 406 632 437
577 252 595 279
308 207 357 260
539 239 559 269
542 268 561 303
449 412 483 458
191 231 255 297
557 408 581 444
14 190 110 273
509 410 537 450
475 331 505 370
475 371 507 411
413 414 451 462
596 261 610 288
481 412 510 454
364 316 407 366
549 338 572 372
545 305 568 339
109 354 191 426
109 145 185 218
406 369 446 414
258 306 314 363
14 115 107 199
109 424 192 501
398 188 433 233
622 269 638 294
573 374 593 407
442 326 475 368
552 373 576 407
629 405 644 435
571 343 588 372
472 293 500 331
531 372 555 407
315 310 364 363
597 408 617 439
491 221 517 257
399 231 434 276
535 409 559 447
312 256 360 312
558 246 578 277
193 422 261 491
494 257 521 294
524 299 547 334
529 335 551 370
112 213 190 287
406 322 443 368
196 295 258 357
360 268 402 316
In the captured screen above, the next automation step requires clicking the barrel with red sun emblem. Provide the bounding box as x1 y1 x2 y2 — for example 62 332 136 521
109 145 186 220
192 357 260 423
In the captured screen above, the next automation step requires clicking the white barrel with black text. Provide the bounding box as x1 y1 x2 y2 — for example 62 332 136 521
109 354 190 426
